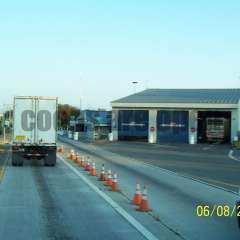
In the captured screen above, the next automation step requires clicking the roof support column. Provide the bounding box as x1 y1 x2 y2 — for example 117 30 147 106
148 109 157 143
231 109 238 143
188 110 198 144
111 109 118 141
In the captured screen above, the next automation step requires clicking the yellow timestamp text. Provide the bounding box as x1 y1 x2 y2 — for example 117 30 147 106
196 205 240 217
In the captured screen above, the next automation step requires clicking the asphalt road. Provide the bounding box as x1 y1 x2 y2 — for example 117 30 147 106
59 137 240 240
1 138 240 240
93 141 240 192
0 147 148 240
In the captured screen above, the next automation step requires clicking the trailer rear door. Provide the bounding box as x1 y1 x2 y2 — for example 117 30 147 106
13 97 35 144
36 98 57 144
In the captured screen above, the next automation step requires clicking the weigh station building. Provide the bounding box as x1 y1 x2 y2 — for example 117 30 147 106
111 89 240 144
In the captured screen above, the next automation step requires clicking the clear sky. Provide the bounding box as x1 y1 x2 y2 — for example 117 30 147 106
0 0 239 110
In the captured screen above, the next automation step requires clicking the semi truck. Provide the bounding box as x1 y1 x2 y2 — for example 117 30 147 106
12 96 57 166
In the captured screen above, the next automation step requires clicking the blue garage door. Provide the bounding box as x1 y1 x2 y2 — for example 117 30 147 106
157 111 189 143
118 110 148 140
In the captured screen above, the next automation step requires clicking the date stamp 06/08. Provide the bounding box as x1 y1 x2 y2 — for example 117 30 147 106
196 205 240 217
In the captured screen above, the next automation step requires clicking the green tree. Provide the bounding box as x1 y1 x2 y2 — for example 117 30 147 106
58 104 80 129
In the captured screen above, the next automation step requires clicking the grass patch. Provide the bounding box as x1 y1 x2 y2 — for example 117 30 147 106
233 140 240 149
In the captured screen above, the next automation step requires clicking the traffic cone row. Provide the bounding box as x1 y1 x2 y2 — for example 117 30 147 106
67 150 152 212
72 153 121 192
64 148 152 213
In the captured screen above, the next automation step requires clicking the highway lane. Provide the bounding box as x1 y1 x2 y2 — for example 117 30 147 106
92 141 240 192
0 148 149 240
58 137 240 240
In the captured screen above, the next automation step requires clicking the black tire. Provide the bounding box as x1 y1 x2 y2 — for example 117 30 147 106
44 150 56 167
18 161 23 166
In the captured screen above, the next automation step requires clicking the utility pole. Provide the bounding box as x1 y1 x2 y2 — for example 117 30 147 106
2 104 13 143
145 80 149 89
3 110 5 143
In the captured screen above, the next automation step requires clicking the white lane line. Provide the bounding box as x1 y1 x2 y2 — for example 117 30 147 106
58 155 159 240
228 150 240 162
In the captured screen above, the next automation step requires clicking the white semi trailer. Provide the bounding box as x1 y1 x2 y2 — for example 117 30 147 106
12 96 57 166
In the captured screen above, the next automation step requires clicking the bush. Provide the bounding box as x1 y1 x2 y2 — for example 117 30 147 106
233 140 240 149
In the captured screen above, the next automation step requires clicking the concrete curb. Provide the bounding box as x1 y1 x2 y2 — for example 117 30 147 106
228 149 240 162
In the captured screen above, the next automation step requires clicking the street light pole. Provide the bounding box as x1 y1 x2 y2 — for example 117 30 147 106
132 81 138 93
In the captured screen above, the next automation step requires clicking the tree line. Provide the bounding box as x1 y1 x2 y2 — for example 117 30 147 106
58 104 80 129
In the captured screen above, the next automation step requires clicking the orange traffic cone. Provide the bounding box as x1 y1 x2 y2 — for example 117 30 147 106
67 149 71 159
105 169 113 186
85 160 91 171
75 153 81 163
136 186 152 212
81 157 86 168
104 170 108 181
111 173 120 192
71 152 77 161
58 145 64 154
99 164 106 181
79 156 84 167
89 161 93 171
85 160 89 171
90 162 97 176
68 149 75 160
132 183 142 205
77 156 82 166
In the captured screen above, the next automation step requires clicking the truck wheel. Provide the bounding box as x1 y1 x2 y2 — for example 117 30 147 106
18 161 23 166
44 151 56 167
12 152 17 166
12 161 17 166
